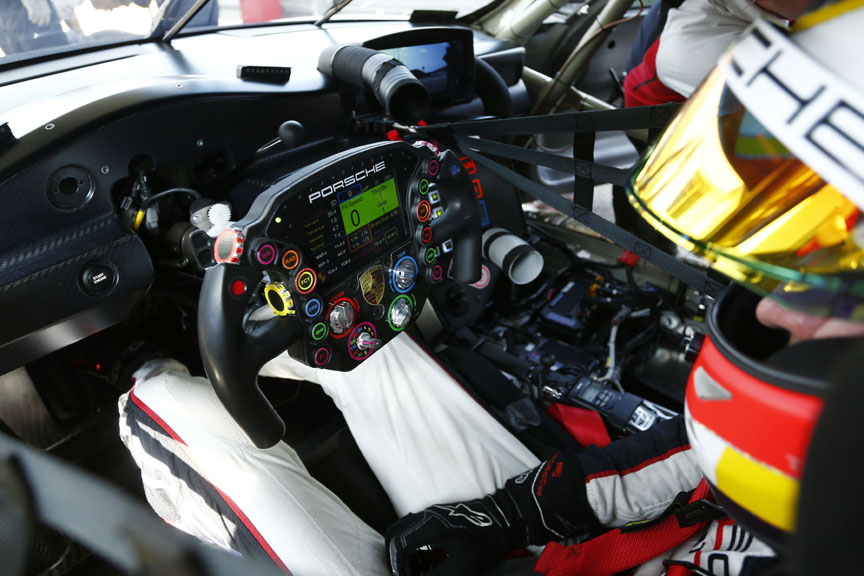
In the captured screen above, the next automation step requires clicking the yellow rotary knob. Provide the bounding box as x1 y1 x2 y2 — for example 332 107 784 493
264 282 295 316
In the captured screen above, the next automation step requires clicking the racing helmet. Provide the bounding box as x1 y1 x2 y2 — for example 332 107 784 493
625 0 864 546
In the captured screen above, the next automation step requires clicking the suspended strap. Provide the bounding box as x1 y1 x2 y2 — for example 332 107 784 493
534 479 714 576
429 104 680 210
425 103 681 136
429 103 723 296
452 142 725 297
453 136 631 188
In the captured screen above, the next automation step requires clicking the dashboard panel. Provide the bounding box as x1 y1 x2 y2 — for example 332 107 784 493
0 21 528 376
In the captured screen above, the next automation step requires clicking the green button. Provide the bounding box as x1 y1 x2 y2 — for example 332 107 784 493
418 178 430 195
425 248 438 264
312 322 328 341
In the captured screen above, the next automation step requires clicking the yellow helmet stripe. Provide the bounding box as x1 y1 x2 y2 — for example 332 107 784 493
716 446 800 532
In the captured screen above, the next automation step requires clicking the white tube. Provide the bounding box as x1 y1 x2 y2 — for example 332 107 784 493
482 228 544 285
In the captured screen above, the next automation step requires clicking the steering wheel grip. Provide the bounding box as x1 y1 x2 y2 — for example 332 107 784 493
428 150 482 285
198 264 303 448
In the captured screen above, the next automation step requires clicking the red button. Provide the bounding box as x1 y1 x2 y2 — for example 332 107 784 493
421 227 433 244
231 279 246 296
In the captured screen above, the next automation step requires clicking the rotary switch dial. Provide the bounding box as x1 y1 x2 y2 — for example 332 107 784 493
356 331 382 351
264 282 294 316
348 322 378 361
391 256 417 293
389 297 412 331
329 300 355 335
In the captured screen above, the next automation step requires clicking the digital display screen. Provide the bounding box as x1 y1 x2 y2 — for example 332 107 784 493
339 178 400 236
365 32 474 106
265 147 418 289
582 383 602 404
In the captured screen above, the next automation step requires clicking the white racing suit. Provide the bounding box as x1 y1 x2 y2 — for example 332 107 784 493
119 333 775 575
503 416 777 576
118 332 539 575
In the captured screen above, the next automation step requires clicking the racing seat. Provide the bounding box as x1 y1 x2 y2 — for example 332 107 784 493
119 332 539 575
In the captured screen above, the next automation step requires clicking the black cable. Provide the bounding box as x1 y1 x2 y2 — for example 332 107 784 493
527 222 580 265
527 223 631 279
525 263 620 307
139 187 201 208
593 294 658 309
527 222 654 288
621 314 660 355
561 358 600 400
595 281 663 306
671 280 690 324
626 265 638 288
522 265 573 304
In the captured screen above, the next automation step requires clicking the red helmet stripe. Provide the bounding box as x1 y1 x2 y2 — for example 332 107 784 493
686 336 824 479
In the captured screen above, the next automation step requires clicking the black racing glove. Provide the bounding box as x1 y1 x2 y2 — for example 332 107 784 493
385 453 600 576
385 493 523 576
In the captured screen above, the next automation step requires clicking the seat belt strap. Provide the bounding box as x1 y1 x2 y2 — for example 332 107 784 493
430 104 725 297
454 144 725 297
452 136 631 188
534 479 713 576
572 129 596 210
425 104 681 136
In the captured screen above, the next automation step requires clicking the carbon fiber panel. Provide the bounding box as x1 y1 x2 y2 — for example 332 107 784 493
0 214 120 282
0 233 153 374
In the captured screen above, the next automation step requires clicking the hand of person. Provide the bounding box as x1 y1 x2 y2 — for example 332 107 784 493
385 495 524 576
21 0 52 26
386 453 600 576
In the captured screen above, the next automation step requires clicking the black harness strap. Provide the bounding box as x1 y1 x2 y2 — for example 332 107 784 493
454 145 724 297
433 104 723 297
425 103 681 136
573 129 596 209
453 136 631 188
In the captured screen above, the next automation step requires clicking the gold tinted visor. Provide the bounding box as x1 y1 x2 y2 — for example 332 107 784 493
627 29 864 319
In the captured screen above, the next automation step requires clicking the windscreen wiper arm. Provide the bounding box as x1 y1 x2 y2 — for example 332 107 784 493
314 0 355 26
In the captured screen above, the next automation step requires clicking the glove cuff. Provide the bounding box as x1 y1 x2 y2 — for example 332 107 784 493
498 453 602 546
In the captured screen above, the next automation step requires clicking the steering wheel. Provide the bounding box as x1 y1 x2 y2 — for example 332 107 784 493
197 140 481 448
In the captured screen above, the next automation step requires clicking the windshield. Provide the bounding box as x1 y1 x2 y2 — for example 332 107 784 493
0 0 494 64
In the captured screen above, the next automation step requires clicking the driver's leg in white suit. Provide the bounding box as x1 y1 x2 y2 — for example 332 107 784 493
119 332 539 576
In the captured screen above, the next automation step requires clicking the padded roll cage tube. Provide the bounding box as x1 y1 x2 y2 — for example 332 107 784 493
425 105 726 298
0 433 284 576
